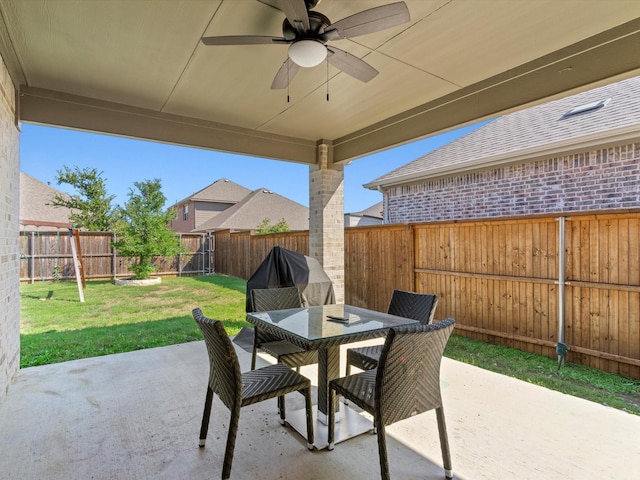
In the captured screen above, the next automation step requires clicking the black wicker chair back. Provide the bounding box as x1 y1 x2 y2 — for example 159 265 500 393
329 318 456 480
376 318 452 425
192 308 314 480
387 289 439 325
345 290 439 375
250 286 302 312
195 308 242 412
249 287 317 371
251 287 302 348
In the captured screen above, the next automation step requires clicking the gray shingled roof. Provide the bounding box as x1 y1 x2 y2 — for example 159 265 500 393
193 188 309 232
350 202 383 219
366 76 640 189
175 178 251 205
20 172 74 227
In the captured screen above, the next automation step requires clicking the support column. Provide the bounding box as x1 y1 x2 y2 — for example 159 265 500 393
309 142 344 303
0 53 21 405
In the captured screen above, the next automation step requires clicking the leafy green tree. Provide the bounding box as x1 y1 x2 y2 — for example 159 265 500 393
255 217 290 235
112 179 184 279
50 166 116 231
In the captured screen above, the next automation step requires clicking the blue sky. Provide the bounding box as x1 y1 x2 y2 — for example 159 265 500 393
19 121 486 213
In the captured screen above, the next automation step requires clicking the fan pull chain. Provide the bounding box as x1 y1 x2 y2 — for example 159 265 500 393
326 57 329 101
287 61 290 103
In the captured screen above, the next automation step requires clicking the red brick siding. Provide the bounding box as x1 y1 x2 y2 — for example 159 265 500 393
169 201 195 233
386 142 640 222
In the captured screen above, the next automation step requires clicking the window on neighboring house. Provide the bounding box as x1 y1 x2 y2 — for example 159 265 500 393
183 204 189 221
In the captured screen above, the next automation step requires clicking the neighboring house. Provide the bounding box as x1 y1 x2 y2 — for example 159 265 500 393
194 188 309 232
344 202 383 226
169 178 252 233
365 76 640 223
19 172 73 231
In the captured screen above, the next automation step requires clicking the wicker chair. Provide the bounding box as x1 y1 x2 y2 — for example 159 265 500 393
345 290 439 375
250 287 317 371
328 318 456 480
192 308 314 480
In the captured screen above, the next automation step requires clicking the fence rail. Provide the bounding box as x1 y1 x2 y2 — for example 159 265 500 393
213 211 640 379
19 231 212 282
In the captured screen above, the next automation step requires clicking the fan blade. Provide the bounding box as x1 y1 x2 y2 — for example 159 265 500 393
326 2 410 39
274 0 310 33
257 0 281 12
201 35 286 46
327 47 378 83
271 58 301 89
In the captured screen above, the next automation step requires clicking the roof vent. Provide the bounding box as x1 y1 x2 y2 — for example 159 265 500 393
562 98 610 119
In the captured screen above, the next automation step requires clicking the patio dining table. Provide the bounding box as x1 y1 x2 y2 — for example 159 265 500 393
246 303 419 449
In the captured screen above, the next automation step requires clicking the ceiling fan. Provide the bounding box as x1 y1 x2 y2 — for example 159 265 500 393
201 0 410 89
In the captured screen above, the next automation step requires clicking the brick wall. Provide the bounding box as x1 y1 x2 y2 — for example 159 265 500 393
0 55 20 404
169 201 195 233
386 142 640 223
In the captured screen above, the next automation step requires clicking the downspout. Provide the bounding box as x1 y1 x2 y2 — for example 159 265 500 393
377 186 388 223
556 216 569 371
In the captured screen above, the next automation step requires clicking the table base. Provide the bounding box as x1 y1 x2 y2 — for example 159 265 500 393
285 405 374 450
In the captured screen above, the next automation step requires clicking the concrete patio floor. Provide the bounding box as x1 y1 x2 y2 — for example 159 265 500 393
1 339 638 480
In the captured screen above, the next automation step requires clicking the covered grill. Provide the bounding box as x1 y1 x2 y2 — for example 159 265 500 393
245 246 335 312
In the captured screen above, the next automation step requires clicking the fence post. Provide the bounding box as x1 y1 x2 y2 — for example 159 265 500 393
178 233 182 277
30 231 35 284
208 232 214 274
112 232 117 281
200 233 205 275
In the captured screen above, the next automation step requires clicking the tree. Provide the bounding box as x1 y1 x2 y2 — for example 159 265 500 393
50 166 116 231
255 217 290 235
112 179 184 279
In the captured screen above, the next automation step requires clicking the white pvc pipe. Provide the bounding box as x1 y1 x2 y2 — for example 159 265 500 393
557 217 566 354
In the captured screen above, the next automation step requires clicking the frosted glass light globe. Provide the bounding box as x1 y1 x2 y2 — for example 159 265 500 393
288 40 327 68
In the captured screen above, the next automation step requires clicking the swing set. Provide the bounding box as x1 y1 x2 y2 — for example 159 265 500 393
20 222 86 302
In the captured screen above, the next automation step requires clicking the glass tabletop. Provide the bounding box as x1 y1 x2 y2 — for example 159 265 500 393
247 304 419 343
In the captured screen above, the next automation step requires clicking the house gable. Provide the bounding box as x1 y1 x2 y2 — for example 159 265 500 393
170 178 252 232
194 189 309 232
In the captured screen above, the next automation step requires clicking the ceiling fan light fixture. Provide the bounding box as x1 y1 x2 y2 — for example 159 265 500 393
288 40 327 67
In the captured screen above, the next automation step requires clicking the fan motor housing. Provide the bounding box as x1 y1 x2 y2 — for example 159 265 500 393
282 11 331 41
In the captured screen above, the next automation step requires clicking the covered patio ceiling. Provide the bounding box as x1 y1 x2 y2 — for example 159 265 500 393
1 0 640 165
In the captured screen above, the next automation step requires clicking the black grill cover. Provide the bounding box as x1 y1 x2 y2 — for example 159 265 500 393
246 246 335 312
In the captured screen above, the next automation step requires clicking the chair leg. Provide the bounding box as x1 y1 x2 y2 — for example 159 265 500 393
251 329 259 370
343 360 351 405
327 388 336 450
199 386 214 447
436 406 453 479
375 418 390 480
222 405 240 480
278 395 286 424
303 387 315 450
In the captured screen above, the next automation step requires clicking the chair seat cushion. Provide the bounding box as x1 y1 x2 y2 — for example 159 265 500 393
330 369 377 413
242 363 310 406
346 345 383 371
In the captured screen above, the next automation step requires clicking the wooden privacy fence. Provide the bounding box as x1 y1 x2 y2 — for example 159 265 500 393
213 211 640 379
19 231 213 282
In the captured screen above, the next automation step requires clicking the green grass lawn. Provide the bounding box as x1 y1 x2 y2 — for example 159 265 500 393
20 275 640 415
20 275 247 367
